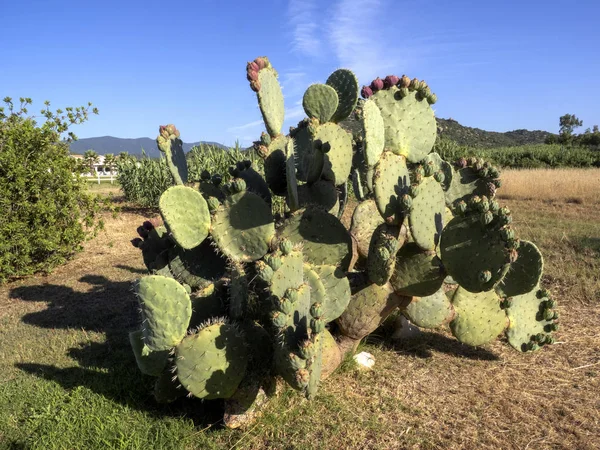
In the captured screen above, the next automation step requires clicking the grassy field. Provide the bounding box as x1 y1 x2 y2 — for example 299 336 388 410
1 170 599 449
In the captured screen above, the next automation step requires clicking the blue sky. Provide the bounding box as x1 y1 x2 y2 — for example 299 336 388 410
3 0 599 147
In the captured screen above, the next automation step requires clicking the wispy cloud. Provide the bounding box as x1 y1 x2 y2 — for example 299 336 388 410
288 0 322 58
227 119 264 132
328 0 398 82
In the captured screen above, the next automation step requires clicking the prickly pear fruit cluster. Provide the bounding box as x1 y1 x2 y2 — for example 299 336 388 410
127 56 559 428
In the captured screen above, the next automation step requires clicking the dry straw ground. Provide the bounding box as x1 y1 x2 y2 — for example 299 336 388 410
0 170 599 449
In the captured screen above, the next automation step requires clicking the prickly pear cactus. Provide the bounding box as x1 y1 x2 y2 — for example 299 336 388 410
125 55 559 425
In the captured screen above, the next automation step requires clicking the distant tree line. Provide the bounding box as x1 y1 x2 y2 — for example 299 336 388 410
545 114 600 150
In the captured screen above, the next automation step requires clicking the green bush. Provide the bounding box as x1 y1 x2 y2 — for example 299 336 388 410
434 138 600 168
0 97 104 282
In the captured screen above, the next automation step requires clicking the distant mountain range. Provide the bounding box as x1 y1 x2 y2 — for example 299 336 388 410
70 118 556 156
69 136 226 157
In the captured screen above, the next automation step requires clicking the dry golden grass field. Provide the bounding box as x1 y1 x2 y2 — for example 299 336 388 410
0 169 599 449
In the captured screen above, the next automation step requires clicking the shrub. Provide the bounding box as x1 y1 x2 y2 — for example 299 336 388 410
0 97 104 282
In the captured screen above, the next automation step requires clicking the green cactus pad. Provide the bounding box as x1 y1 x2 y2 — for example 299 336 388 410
350 199 385 259
175 322 249 400
154 366 187 404
277 206 353 269
326 69 359 123
314 123 353 185
445 166 495 208
440 214 511 293
286 138 300 212
297 180 340 216
235 163 272 205
211 191 275 262
292 123 320 183
390 243 445 297
257 67 284 137
408 176 446 250
505 287 558 352
228 263 248 320
159 186 210 250
264 135 288 195
167 239 227 289
157 125 188 185
362 99 385 168
268 250 304 298
370 87 436 163
496 241 544 298
129 330 168 376
320 328 342 379
403 288 455 329
303 264 328 313
373 151 410 223
422 152 453 191
189 283 226 328
367 224 406 285
337 282 407 340
302 84 339 123
449 287 508 346
135 275 192 352
312 265 351 321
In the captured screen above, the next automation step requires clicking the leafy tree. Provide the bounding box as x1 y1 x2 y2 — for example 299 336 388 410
558 113 583 146
0 96 104 282
83 149 99 174
104 153 116 174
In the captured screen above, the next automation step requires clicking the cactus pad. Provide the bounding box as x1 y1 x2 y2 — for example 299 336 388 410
297 180 340 216
134 275 192 351
370 88 436 163
403 288 455 329
159 186 210 250
367 224 406 285
233 161 272 205
408 176 446 250
449 287 508 346
277 206 353 269
156 124 188 185
326 69 359 123
505 287 559 352
211 191 275 262
312 265 351 321
175 322 249 399
445 163 499 208
129 330 168 376
440 213 512 293
390 243 445 297
314 122 353 185
361 99 385 168
496 240 543 298
302 84 339 123
337 282 407 340
189 283 226 328
285 138 300 212
168 239 227 289
262 135 288 195
350 199 384 259
257 66 284 137
373 151 410 223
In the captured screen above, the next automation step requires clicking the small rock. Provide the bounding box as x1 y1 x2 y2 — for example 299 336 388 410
391 315 421 340
353 351 375 369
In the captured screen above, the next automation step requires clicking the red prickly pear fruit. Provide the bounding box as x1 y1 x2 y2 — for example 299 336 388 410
487 182 497 197
255 57 269 70
131 238 143 248
246 70 258 82
399 75 411 88
142 220 154 231
456 157 467 168
247 61 259 73
370 77 384 92
361 85 373 98
250 80 261 92
384 75 400 88
508 248 519 263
